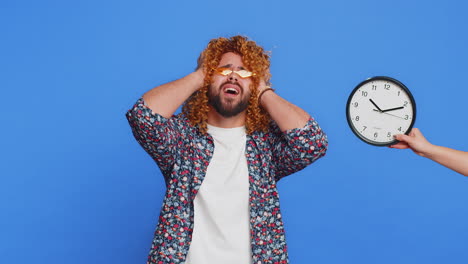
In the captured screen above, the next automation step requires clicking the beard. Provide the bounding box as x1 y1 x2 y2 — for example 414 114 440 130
208 82 250 118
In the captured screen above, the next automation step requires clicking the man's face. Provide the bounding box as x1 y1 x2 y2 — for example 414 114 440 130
208 52 253 118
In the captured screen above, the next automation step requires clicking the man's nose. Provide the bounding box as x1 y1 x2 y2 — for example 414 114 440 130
228 71 238 82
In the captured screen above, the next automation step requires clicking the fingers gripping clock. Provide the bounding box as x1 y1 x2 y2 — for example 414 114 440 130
346 76 417 146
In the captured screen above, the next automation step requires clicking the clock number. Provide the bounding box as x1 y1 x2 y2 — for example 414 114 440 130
362 126 367 131
397 91 401 96
398 127 402 132
405 115 409 120
374 132 378 138
372 85 377 90
354 102 358 107
361 91 368 97
384 84 390 90
355 116 360 121
403 101 408 107
387 132 392 138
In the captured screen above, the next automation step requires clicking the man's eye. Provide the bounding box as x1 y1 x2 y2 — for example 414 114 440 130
220 69 232 75
237 70 250 77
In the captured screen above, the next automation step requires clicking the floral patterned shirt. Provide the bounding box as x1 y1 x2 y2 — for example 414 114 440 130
126 98 328 264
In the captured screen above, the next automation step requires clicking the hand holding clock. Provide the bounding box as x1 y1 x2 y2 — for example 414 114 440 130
390 128 468 177
390 128 432 156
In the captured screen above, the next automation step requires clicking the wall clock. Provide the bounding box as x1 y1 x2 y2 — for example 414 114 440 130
346 76 416 146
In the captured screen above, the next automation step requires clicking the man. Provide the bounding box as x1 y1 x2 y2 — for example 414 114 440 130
126 35 328 264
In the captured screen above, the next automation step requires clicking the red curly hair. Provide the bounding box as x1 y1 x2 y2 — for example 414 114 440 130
182 35 272 134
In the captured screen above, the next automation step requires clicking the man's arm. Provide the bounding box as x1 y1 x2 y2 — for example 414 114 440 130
391 128 468 176
142 68 204 118
258 82 310 131
125 68 204 181
258 81 327 180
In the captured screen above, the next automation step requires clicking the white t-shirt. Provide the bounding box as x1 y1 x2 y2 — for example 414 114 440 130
184 124 252 264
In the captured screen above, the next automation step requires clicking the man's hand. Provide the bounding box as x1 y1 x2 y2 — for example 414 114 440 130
255 77 310 131
390 128 434 157
257 78 273 107
193 66 206 86
142 54 206 118
193 52 207 83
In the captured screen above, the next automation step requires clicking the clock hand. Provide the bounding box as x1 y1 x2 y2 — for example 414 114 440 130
369 99 383 112
373 109 405 120
382 106 404 113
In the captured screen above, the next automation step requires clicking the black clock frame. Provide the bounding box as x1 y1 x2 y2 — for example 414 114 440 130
346 76 417 146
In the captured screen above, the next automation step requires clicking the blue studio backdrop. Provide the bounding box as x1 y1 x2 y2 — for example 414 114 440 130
1 0 468 263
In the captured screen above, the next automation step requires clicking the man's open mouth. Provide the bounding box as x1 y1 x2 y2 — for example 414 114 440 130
224 87 239 95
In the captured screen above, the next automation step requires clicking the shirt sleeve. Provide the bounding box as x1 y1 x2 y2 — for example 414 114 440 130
269 117 328 181
125 97 181 181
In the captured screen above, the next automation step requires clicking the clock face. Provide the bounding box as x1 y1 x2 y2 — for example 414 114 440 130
346 76 416 146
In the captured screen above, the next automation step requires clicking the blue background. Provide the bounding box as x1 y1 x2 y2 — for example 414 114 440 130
1 0 467 263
